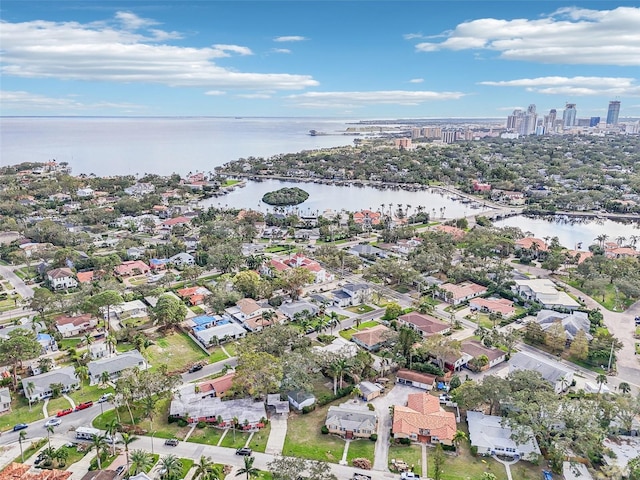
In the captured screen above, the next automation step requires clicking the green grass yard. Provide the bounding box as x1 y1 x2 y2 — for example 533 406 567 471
388 445 422 472
144 331 209 372
187 426 225 446
346 438 375 464
345 304 375 314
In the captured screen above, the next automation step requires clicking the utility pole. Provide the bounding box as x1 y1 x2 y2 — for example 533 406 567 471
607 340 615 373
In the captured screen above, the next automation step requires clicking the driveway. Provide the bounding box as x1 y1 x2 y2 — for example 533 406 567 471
370 383 419 472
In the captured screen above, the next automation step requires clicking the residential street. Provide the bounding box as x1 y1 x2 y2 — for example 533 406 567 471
0 263 34 299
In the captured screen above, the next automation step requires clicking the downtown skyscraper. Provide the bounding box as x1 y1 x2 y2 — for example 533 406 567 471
606 101 621 125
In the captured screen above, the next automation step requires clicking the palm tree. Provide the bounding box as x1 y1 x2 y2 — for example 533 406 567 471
18 430 27 462
26 381 35 411
75 365 89 392
89 434 107 470
84 332 93 355
159 454 183 480
100 371 111 387
452 430 468 456
595 234 608 248
121 432 138 472
130 449 154 475
46 425 55 450
596 373 608 394
105 419 120 455
235 455 259 480
54 447 69 467
106 333 118 355
619 382 631 394
193 455 224 480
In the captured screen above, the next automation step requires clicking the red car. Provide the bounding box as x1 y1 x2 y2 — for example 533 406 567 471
56 408 73 417
75 401 93 411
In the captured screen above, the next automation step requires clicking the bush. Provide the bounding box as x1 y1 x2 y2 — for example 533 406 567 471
197 421 206 429
321 425 329 435
369 433 378 441
177 419 188 427
399 438 411 445
367 403 375 411
470 445 478 456
302 405 316 414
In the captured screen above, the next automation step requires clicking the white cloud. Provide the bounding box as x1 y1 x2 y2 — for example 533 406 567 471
0 14 318 90
480 76 640 96
403 33 424 40
204 90 226 96
286 90 465 108
409 78 424 84
413 6 640 66
272 48 292 54
273 36 307 42
115 11 158 30
236 93 272 99
0 90 143 111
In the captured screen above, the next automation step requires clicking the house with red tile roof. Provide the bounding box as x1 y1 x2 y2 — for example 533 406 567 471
392 392 457 445
283 253 333 283
47 268 78 290
351 324 393 352
438 281 487 305
162 216 191 228
434 225 466 240
397 312 450 337
605 247 639 259
395 369 437 390
565 250 593 264
515 237 548 252
55 313 98 338
469 297 515 318
353 209 382 227
114 260 150 277
445 340 507 372
198 372 235 398
177 286 212 305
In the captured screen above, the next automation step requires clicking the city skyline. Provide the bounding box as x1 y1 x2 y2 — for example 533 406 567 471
1 1 639 118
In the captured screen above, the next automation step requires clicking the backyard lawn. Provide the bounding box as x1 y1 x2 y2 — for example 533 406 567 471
283 401 350 463
144 331 209 372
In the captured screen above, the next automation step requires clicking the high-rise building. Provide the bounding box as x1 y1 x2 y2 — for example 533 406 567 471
563 103 577 128
545 109 557 134
590 117 601 127
507 109 522 130
606 101 620 125
522 104 537 135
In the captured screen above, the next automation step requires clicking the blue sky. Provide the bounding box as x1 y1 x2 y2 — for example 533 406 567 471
1 1 639 118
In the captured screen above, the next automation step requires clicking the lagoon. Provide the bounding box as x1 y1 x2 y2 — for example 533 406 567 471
201 179 491 218
494 215 640 249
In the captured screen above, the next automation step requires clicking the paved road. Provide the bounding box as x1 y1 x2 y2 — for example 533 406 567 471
0 264 34 299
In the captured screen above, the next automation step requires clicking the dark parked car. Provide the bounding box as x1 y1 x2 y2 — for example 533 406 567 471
164 438 179 446
13 423 28 432
115 465 126 476
188 364 204 373
236 447 252 456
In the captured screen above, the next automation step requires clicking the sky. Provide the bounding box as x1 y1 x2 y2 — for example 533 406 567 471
1 1 639 119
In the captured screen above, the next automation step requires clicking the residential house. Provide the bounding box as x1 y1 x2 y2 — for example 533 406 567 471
110 300 148 320
395 369 437 391
278 300 319 320
124 183 155 196
21 366 79 402
605 247 640 259
447 340 507 372
186 314 231 331
126 247 146 260
197 373 235 398
183 237 200 251
353 210 382 227
469 297 516 319
47 268 78 290
225 298 268 324
0 463 72 480
77 187 94 198
325 402 377 439
347 244 386 259
0 388 11 414
194 322 247 347
535 310 593 342
283 254 333 283
288 391 316 411
397 312 450 337
170 383 266 428
513 279 580 310
162 216 191 230
438 281 487 305
392 392 457 445
89 342 109 360
149 258 169 271
114 260 150 277
509 352 574 393
565 250 593 265
433 225 466 240
169 252 196 267
515 237 548 253
87 350 147 385
357 381 383 401
80 470 118 480
467 410 541 460
177 286 212 306
351 324 393 352
266 394 290 415
55 314 98 338
340 283 372 305
76 270 101 284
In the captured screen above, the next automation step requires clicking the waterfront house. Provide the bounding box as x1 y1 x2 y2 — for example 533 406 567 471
47 267 78 290
397 312 450 337
515 237 548 253
325 402 377 439
392 392 456 445
467 410 540 460
22 366 79 402
87 350 147 385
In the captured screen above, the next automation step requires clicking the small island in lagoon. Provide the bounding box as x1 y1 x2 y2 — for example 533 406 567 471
262 187 309 206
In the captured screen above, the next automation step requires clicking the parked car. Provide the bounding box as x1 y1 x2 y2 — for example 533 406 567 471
164 439 179 446
236 447 252 456
439 394 452 403
115 465 126 476
75 401 93 411
13 423 28 432
400 473 420 480
56 408 73 417
188 364 204 373
635 316 640 325
44 418 62 427
98 393 113 403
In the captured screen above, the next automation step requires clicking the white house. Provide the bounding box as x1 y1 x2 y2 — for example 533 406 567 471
169 252 196 267
0 387 11 414
287 391 316 411
21 366 80 402
55 314 98 337
535 310 592 342
467 410 541 460
513 279 580 310
47 267 78 290
509 352 574 394
77 187 94 198
110 300 148 320
87 350 147 385
194 322 247 347
278 300 319 320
